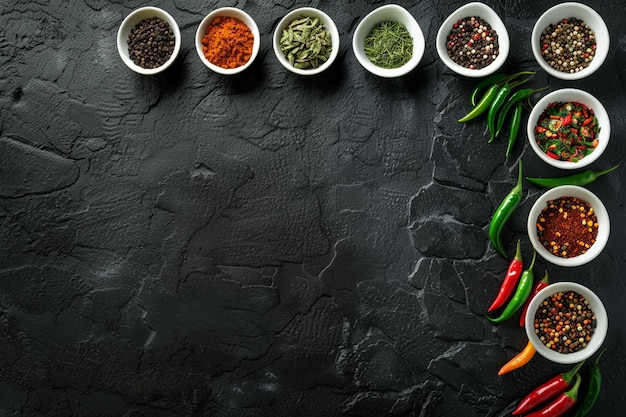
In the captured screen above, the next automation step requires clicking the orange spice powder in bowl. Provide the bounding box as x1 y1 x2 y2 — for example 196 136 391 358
195 7 260 74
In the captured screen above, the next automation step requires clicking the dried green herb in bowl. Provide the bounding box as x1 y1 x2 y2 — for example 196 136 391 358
364 21 413 69
279 15 332 70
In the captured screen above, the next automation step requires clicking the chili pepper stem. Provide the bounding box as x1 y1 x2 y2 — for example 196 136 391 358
486 247 534 324
574 348 605 417
566 373 582 399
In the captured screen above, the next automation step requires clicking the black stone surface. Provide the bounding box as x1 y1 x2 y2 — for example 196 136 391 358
1 1 625 416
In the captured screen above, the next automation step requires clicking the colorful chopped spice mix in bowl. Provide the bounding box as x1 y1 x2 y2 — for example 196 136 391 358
117 7 181 75
527 185 610 268
352 4 425 78
195 7 260 75
435 2 509 78
525 281 607 364
527 88 610 170
531 2 609 80
273 7 340 76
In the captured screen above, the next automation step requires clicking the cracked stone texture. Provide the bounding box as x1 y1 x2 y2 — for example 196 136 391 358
1 1 625 416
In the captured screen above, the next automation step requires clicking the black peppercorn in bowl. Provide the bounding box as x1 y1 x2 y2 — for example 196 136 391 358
527 185 610 268
526 88 610 170
117 7 181 75
352 4 425 78
525 281 607 364
435 2 509 78
531 2 609 80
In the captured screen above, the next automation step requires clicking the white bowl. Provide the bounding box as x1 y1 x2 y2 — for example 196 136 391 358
352 4 425 78
273 7 340 76
531 2 609 80
527 88 610 170
435 2 509 77
527 185 610 267
195 7 260 75
525 281 608 364
117 7 181 75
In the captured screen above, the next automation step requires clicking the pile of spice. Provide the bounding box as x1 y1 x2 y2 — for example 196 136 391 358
279 16 332 69
536 196 598 258
127 17 176 69
539 18 596 74
446 16 499 70
201 16 254 69
363 21 413 69
533 290 596 353
534 101 599 162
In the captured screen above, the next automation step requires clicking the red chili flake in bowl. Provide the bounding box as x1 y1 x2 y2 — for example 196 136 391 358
535 196 598 258
534 101 600 162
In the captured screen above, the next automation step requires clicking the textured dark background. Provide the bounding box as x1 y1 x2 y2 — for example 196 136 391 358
1 1 625 416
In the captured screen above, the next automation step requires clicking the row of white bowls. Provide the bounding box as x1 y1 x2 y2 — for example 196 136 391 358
118 2 609 79
116 5 417 77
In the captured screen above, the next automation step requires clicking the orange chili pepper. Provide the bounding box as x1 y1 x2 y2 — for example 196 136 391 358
498 340 536 376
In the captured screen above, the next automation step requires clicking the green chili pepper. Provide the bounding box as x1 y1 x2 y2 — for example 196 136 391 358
487 78 531 143
470 73 509 106
489 161 523 259
487 250 535 323
470 71 535 106
505 102 523 157
495 86 549 137
574 348 605 417
526 164 620 188
459 83 500 122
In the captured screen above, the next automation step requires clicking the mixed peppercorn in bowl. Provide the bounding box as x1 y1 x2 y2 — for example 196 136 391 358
435 2 510 77
524 281 608 364
531 2 610 80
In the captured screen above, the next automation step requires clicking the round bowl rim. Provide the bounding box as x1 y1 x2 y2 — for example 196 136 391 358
352 4 425 78
272 7 340 76
117 6 182 75
526 88 610 170
527 185 610 267
530 2 610 80
195 7 261 75
524 281 608 364
435 2 510 78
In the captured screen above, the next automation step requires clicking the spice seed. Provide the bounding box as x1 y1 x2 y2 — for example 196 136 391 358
540 17 596 74
534 290 596 353
446 16 499 70
127 17 175 69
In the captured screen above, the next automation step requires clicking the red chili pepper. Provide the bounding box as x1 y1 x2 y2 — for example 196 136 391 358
488 240 523 312
546 151 560 160
519 271 550 326
524 373 582 417
582 116 594 126
512 360 585 415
